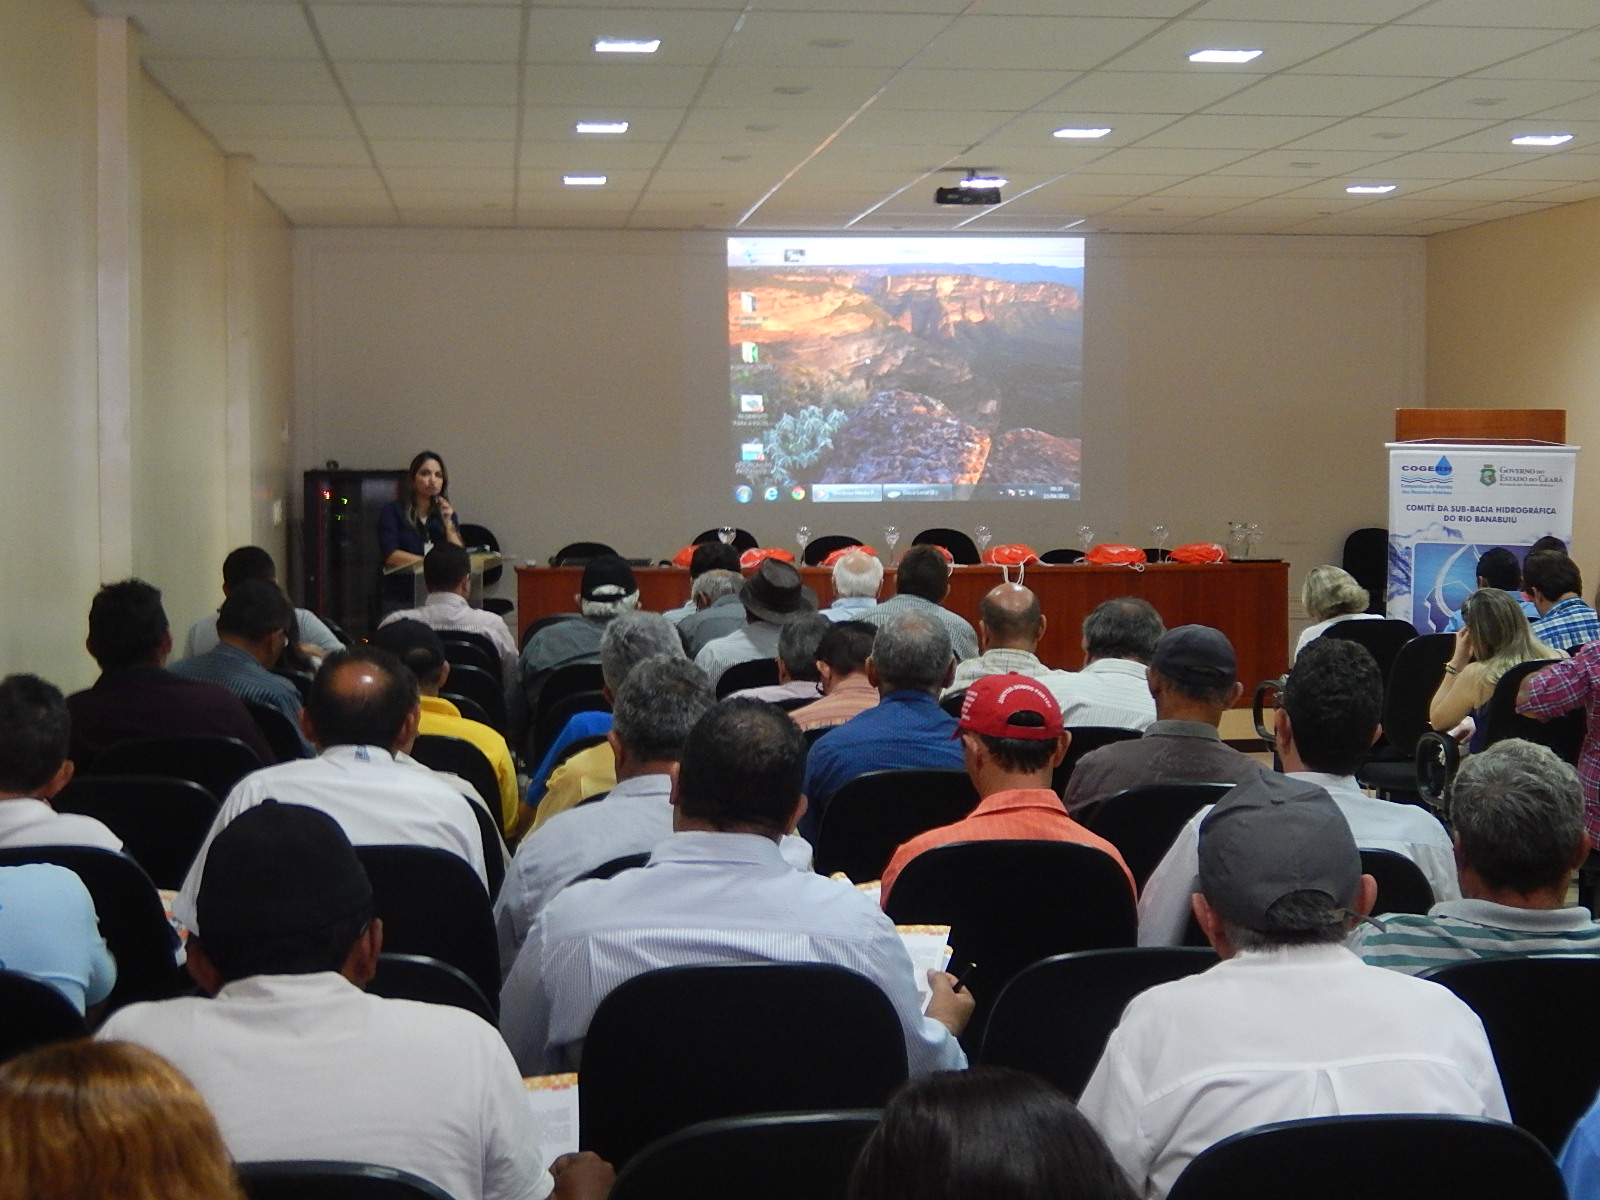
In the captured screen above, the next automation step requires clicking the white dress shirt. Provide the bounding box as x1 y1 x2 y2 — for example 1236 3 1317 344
1137 771 1461 947
0 797 122 852
381 591 518 683
824 596 879 622
1047 658 1157 731
174 745 488 932
500 830 965 1076
1079 943 1508 1199
946 647 1061 694
693 621 782 686
99 972 552 1200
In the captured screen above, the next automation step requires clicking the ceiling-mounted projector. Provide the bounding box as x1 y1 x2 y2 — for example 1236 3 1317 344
935 173 1007 206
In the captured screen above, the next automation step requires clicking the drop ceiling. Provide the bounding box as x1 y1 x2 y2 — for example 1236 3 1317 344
86 0 1600 234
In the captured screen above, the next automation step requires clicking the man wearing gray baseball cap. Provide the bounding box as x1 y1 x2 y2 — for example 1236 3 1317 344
1078 770 1508 1199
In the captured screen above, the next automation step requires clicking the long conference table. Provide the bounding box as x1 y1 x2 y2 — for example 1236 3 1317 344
517 561 1290 693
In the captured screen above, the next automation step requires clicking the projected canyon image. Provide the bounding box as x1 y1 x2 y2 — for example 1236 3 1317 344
727 237 1085 504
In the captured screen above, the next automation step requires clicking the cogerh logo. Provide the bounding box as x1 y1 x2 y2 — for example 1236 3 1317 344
1401 457 1453 479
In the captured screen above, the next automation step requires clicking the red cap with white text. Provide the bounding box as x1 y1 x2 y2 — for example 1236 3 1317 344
956 673 1063 741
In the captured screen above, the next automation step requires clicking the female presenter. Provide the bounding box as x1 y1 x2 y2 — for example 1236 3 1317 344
378 450 464 609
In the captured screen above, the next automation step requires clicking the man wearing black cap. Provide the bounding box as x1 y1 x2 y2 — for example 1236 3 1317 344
1062 624 1259 813
509 553 639 742
1078 772 1507 1199
101 803 612 1200
693 557 819 689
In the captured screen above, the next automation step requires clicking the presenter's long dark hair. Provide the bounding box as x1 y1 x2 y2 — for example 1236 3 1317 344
405 450 448 526
849 1067 1136 1200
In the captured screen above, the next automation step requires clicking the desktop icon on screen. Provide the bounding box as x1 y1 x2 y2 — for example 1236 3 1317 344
763 486 780 502
741 442 765 462
740 394 764 413
740 342 760 364
735 485 753 504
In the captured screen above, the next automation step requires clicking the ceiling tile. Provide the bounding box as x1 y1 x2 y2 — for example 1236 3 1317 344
254 165 386 191
1191 0 1426 22
357 104 518 140
976 112 1178 148
382 166 514 191
1152 173 1302 197
1281 115 1499 151
519 140 667 170
522 8 742 66
676 106 859 144
1208 147 1405 175
1136 113 1342 148
1356 148 1542 176
522 107 684 142
1050 70 1259 113
1295 25 1571 77
112 3 319 59
1396 0 1598 28
1206 73 1445 117
1104 21 1371 74
1449 199 1566 218
1478 153 1600 182
1072 146 1257 173
1522 179 1600 201
719 12 956 68
337 62 517 105
185 102 360 140
875 69 1078 112
916 16 1167 72
1100 195 1241 217
312 4 523 62
145 58 341 104
370 139 516 169
696 66 898 108
225 137 372 167
1401 175 1579 200
523 64 710 108
1471 29 1600 81
833 107 1014 144
1366 76 1598 119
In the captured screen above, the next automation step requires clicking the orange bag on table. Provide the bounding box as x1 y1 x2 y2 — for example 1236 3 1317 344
821 545 876 566
670 544 697 568
1168 542 1229 564
983 544 1040 566
740 547 795 570
1084 544 1147 566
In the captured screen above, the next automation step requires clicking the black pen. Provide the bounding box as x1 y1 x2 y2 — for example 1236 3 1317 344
949 962 979 993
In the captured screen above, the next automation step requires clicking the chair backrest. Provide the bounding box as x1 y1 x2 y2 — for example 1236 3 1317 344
1040 548 1084 564
457 522 503 587
938 689 965 718
353 846 500 1015
1083 783 1235 889
883 840 1139 1030
549 540 618 566
801 535 863 566
534 662 608 731
577 852 652 883
716 658 781 699
0 846 180 1013
438 630 499 675
1166 1113 1563 1200
802 725 833 750
444 692 492 727
1421 954 1600 1151
367 953 494 1024
909 527 979 564
1341 526 1390 615
244 700 308 765
691 528 758 551
1320 618 1419 683
977 947 1216 1098
0 969 89 1064
409 734 501 819
580 963 908 1167
1050 726 1143 797
439 662 506 734
610 1110 883 1200
52 774 220 891
1380 633 1456 756
273 668 313 702
533 689 611 764
1360 848 1434 916
238 1161 456 1200
813 769 979 883
87 734 263 802
1480 660 1586 763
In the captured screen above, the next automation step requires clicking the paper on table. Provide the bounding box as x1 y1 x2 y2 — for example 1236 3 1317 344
523 1073 580 1168
896 925 952 1014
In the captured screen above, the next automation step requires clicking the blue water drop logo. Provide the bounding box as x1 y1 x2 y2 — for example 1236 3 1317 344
1434 456 1453 479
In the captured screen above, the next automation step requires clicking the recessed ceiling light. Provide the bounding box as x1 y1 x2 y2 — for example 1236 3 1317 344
960 174 1008 188
1053 127 1112 139
575 121 629 135
1346 183 1397 194
1288 161 1319 168
563 174 608 186
593 38 659 54
1370 131 1406 140
773 85 812 95
1188 48 1262 64
1466 97 1505 107
1512 133 1573 147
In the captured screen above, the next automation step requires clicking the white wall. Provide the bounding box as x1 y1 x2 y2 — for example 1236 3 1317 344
295 229 1423 638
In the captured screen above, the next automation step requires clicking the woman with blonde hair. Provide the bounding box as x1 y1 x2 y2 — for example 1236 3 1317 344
0 1039 245 1200
1431 586 1564 748
1294 564 1382 659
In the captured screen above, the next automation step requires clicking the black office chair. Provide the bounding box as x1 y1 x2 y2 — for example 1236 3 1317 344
532 662 608 748
354 846 500 1016
244 700 309 764
0 969 90 1064
715 658 780 699
813 769 979 883
87 734 263 802
410 734 502 824
1357 632 1454 799
939 689 965 718
1040 548 1084 564
52 774 219 890
367 953 495 1024
610 1110 883 1200
532 689 611 766
1167 1113 1563 1200
802 725 834 750
445 692 493 727
458 522 513 616
1082 782 1234 889
466 797 507 899
977 947 1217 1097
576 852 651 883
1478 660 1586 764
691 528 758 552
238 1161 456 1200
910 528 979 565
1321 617 1418 683
520 612 581 650
1050 726 1143 797
0 846 181 1013
1422 954 1600 1152
438 630 500 676
273 668 313 702
440 662 506 735
801 535 864 566
1341 526 1390 615
1361 848 1434 916
549 540 618 566
580 963 908 1167
884 840 1139 1044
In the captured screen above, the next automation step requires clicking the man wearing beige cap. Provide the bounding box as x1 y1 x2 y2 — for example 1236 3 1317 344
1079 771 1507 1199
693 557 818 688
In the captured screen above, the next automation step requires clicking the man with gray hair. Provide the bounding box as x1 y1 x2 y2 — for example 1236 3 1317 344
677 569 746 657
1079 770 1508 1198
825 549 884 621
1049 597 1163 731
526 611 685 833
727 612 831 707
801 609 965 830
1351 739 1600 974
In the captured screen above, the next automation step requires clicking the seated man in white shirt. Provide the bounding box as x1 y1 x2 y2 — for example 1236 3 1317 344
824 549 883 621
1138 636 1459 946
0 674 121 851
1079 771 1508 1199
1048 597 1163 731
173 646 491 933
500 698 974 1075
380 543 517 684
101 802 612 1200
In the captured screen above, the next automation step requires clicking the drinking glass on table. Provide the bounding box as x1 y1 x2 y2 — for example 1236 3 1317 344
1149 524 1169 562
883 526 900 565
717 526 736 546
1078 526 1095 553
974 525 992 558
795 525 811 560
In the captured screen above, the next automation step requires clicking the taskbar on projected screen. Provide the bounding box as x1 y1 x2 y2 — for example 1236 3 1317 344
809 483 1078 502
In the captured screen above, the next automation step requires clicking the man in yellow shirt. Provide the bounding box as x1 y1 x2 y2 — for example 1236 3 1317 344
373 620 519 832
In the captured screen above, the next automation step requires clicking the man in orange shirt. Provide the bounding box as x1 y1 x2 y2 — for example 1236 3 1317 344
879 673 1135 903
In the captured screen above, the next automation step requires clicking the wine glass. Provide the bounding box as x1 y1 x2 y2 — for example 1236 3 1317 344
1226 521 1246 560
1243 522 1262 559
883 525 900 565
716 526 736 546
1078 525 1095 553
974 525 992 558
1149 524 1168 562
795 525 811 561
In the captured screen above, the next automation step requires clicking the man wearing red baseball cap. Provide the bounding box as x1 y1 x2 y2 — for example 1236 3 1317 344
878 673 1135 904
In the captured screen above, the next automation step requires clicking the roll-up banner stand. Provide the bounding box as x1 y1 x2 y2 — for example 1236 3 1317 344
1387 441 1578 634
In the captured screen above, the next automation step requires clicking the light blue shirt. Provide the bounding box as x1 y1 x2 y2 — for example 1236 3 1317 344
1442 589 1540 633
0 863 116 1013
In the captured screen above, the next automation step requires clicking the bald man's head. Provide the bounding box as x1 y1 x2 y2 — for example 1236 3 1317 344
978 583 1044 651
305 646 420 751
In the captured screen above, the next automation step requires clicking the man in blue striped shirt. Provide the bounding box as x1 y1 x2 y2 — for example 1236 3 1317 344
1526 550 1600 652
1349 739 1600 974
